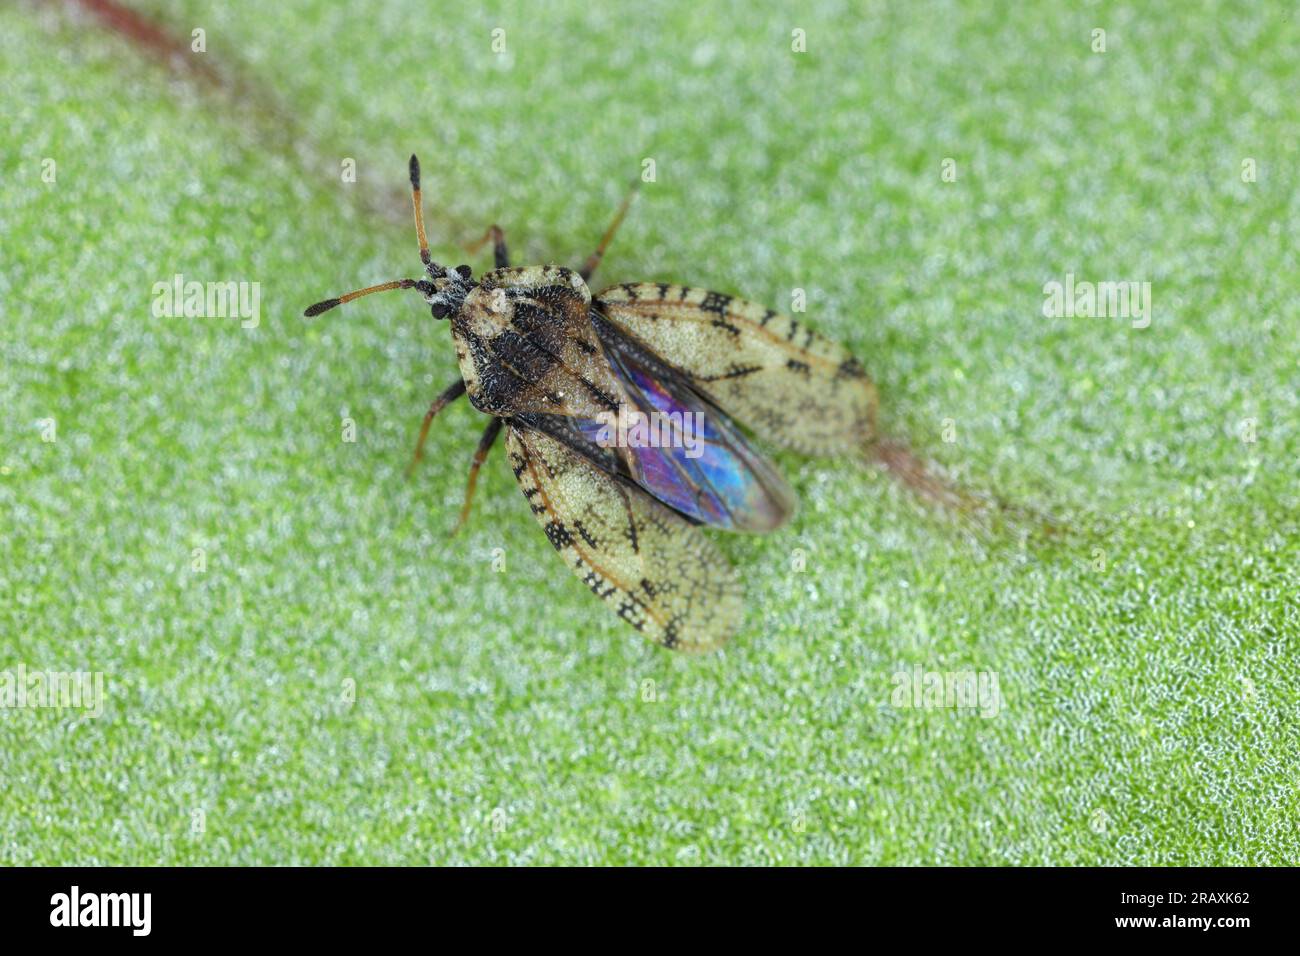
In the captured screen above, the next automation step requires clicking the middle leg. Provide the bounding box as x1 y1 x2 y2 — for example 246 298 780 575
406 378 467 478
451 417 505 536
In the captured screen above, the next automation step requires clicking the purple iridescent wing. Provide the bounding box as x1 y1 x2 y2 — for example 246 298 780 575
582 313 797 532
593 284 878 456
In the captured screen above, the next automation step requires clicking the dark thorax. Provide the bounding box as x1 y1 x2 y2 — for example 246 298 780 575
450 265 629 422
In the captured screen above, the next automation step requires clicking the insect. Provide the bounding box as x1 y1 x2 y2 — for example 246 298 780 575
305 156 878 652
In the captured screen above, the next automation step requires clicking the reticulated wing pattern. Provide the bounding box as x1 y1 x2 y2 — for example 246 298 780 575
506 425 743 652
594 283 877 456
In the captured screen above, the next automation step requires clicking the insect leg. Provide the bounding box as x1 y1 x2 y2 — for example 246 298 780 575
450 417 505 536
579 178 639 283
467 225 510 268
405 379 468 478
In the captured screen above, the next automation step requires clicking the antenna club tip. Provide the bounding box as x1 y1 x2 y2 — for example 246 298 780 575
304 298 340 317
409 154 421 188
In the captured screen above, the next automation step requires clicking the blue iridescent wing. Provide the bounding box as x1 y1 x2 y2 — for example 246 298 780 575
593 284 877 456
513 322 796 532
579 313 797 532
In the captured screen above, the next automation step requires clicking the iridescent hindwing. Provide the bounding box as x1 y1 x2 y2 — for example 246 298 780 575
506 424 743 652
584 328 797 531
593 284 878 456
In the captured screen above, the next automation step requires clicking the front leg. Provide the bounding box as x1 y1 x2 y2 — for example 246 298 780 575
580 179 639 283
468 225 510 269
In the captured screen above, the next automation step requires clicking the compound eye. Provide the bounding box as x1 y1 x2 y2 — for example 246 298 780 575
455 264 472 279
431 302 451 318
